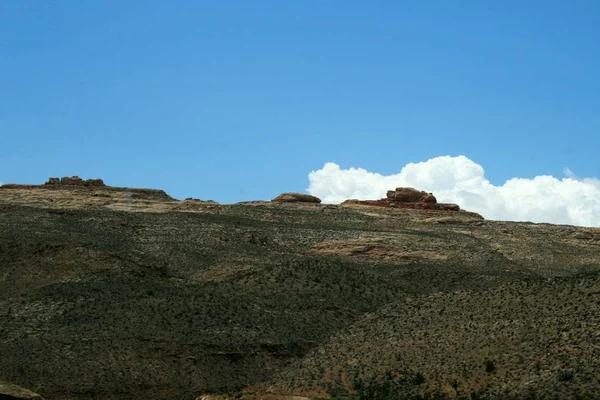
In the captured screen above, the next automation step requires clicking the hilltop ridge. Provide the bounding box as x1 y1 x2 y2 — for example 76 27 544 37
0 177 599 399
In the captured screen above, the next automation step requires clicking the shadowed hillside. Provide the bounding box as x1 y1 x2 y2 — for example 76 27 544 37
0 180 599 399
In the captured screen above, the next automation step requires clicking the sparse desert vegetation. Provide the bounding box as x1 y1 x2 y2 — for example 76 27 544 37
0 183 599 399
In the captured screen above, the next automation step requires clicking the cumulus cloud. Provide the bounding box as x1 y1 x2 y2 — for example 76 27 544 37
307 155 600 228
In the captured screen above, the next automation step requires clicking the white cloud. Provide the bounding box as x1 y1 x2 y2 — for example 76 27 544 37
563 167 576 179
307 155 600 228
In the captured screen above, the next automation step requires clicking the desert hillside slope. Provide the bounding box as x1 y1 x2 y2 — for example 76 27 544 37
0 179 599 399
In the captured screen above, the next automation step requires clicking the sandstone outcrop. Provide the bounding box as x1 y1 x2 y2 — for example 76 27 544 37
44 176 106 187
420 193 437 203
386 187 430 202
343 187 460 211
1 177 176 205
272 193 322 203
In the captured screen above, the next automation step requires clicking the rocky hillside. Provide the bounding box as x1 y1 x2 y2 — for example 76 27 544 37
0 179 598 399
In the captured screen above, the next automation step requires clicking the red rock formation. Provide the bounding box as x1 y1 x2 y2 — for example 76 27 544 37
342 187 460 211
44 176 106 187
420 193 437 203
83 178 105 187
387 187 430 202
45 177 60 185
59 176 84 185
343 199 460 211
272 193 322 203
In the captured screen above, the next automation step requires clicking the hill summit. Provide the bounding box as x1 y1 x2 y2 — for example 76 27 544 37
0 177 598 399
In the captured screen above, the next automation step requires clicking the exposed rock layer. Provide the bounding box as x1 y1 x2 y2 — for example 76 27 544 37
45 176 106 187
0 177 176 204
343 198 460 211
272 193 322 203
344 187 460 211
386 187 434 203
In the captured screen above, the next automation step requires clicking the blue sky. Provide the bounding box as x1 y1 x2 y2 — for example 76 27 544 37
2 1 599 204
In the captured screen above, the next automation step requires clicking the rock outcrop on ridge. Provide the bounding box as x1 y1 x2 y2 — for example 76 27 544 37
271 192 322 203
343 187 460 211
44 176 106 187
0 176 176 206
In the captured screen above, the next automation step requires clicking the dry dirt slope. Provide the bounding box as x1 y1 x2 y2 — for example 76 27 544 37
0 184 599 399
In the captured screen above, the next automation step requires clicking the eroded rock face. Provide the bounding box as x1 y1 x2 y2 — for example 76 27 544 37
343 187 460 211
387 187 431 202
45 177 60 185
272 193 322 203
0 381 44 400
44 176 106 187
343 198 460 211
83 178 105 186
59 176 83 185
420 193 437 203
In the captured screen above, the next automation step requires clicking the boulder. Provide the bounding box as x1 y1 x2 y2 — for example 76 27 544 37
272 193 322 203
420 193 437 203
341 187 462 212
0 381 44 400
391 187 429 202
43 177 106 187
60 176 84 185
44 177 60 185
83 178 105 187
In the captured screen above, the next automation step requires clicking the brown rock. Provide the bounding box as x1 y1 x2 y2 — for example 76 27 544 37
420 193 437 203
0 381 44 400
341 187 462 213
272 193 322 203
44 177 60 185
392 187 429 203
83 178 105 187
60 176 84 185
342 198 460 211
43 176 106 187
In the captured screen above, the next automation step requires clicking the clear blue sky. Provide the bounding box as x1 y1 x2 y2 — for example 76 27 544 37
2 1 599 202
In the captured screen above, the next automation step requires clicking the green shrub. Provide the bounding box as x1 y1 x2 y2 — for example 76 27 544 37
485 360 497 374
